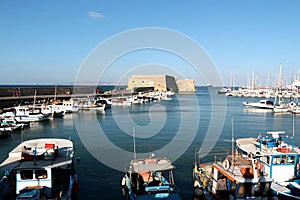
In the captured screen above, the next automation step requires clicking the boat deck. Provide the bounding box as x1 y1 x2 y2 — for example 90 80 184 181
0 155 72 170
237 137 300 156
0 138 73 170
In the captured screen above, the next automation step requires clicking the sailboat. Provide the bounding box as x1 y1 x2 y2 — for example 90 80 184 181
273 64 292 113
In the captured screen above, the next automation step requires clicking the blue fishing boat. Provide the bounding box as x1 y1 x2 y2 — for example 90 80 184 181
236 131 300 199
0 138 78 200
193 148 274 199
121 157 181 200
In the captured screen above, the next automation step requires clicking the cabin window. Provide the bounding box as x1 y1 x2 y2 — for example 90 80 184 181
272 155 295 165
266 156 270 165
20 170 33 180
262 156 270 165
272 156 281 165
288 156 295 164
35 170 48 179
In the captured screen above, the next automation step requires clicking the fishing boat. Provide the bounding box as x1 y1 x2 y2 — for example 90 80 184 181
121 157 181 200
95 98 112 108
62 99 81 113
0 138 78 200
111 97 133 106
236 131 300 199
193 148 274 199
0 113 25 133
89 100 106 111
14 106 52 123
242 99 274 109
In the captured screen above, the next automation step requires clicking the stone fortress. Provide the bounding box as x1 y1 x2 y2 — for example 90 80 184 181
127 75 195 92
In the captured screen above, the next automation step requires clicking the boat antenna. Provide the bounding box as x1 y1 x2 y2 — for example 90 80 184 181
54 84 57 100
133 126 136 160
293 114 295 138
33 89 37 108
293 113 295 150
231 117 235 166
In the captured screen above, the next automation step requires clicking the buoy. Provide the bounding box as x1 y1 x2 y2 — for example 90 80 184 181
121 177 126 186
76 157 80 161
223 159 230 170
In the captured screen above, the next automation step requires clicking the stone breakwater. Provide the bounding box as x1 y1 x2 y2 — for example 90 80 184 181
0 85 105 109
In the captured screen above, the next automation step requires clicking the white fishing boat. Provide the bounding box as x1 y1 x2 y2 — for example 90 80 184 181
89 100 106 111
13 106 51 123
111 97 132 106
121 157 181 200
47 102 65 117
0 112 25 132
236 131 300 199
0 138 78 200
63 99 81 113
243 99 274 109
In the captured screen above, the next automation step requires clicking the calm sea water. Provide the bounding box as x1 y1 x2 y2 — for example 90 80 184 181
1 87 300 199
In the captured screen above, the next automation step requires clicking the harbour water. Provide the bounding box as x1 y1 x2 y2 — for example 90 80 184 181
1 87 300 199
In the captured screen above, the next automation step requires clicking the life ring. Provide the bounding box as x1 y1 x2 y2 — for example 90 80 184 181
223 159 230 170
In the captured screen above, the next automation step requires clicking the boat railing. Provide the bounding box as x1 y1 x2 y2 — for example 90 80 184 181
145 185 176 193
257 134 296 152
194 148 234 165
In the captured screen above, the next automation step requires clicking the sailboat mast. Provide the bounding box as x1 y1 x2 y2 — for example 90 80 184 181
54 85 57 100
33 90 37 108
231 118 234 161
133 126 136 160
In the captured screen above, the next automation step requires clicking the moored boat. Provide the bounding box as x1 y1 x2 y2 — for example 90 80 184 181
236 131 300 199
217 87 231 94
0 138 78 200
111 97 132 106
193 148 274 199
13 106 52 123
121 157 181 200
89 100 106 111
243 99 274 109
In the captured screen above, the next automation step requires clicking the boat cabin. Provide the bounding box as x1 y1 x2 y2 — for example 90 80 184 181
122 158 181 199
0 139 75 199
249 131 300 182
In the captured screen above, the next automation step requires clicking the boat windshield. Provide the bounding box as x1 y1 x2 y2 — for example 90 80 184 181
272 155 296 165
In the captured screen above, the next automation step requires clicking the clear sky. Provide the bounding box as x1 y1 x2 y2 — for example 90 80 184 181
1 0 299 86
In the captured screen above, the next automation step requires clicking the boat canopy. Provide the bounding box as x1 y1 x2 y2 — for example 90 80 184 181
130 158 175 172
0 138 73 170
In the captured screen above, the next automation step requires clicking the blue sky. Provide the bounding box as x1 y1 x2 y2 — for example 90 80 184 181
1 0 299 86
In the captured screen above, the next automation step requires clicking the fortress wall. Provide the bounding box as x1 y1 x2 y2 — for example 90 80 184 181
127 75 194 92
176 79 196 92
